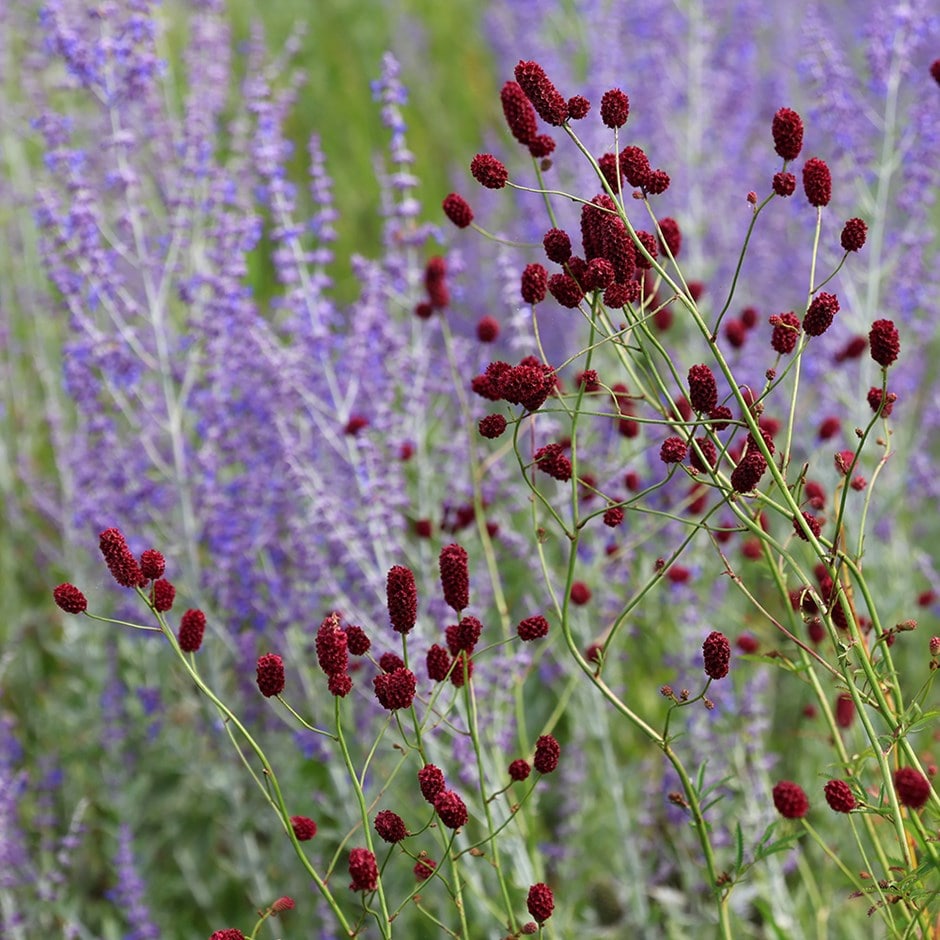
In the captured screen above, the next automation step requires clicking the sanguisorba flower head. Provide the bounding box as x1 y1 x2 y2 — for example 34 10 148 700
500 80 538 146
439 543 469 612
373 667 417 711
517 615 549 641
99 527 144 588
178 609 206 653
600 88 629 128
290 816 317 841
840 217 867 252
803 292 840 336
386 564 417 634
687 364 718 413
53 583 87 614
348 848 378 892
442 192 473 228
316 612 349 677
521 263 548 304
418 764 446 803
824 779 857 813
470 153 508 189
702 631 731 679
256 653 285 698
374 810 408 844
434 789 468 829
802 157 832 207
771 107 804 161
139 548 165 580
514 60 568 126
772 780 809 818
869 319 900 367
533 734 560 773
894 767 931 809
526 883 555 924
770 312 801 354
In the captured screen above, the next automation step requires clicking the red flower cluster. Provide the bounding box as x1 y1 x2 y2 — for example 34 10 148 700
472 357 556 412
99 527 144 588
771 107 804 161
688 364 718 413
139 548 165 580
660 437 688 464
894 767 931 809
439 543 469 612
348 848 378 892
178 608 206 653
581 194 636 285
526 883 555 923
600 88 630 128
373 667 416 711
374 809 408 843
517 614 549 641
316 613 352 695
345 624 371 655
514 60 568 126
840 217 867 252
256 653 285 697
533 442 572 482
772 780 809 818
658 217 681 257
770 311 801 354
803 292 839 337
869 319 900 367
793 511 823 542
509 759 531 781
534 734 560 774
423 256 448 311
702 631 731 680
386 565 417 634
426 643 452 681
548 272 584 308
53 583 87 614
470 153 508 189
802 157 832 207
434 789 468 829
418 764 446 803
476 315 500 342
824 779 857 813
151 579 175 612
500 80 539 148
543 228 572 263
290 815 317 841
478 414 508 439
521 264 548 304
442 192 473 228
772 171 796 197
731 450 768 494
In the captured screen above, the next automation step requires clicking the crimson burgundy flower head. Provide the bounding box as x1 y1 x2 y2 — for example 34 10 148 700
53 583 87 614
442 193 473 228
470 153 508 189
802 157 832 207
771 107 804 161
256 653 285 697
386 564 417 634
348 848 378 892
600 88 629 128
526 883 555 923
702 631 731 679
178 608 207 653
894 766 931 809
439 543 470 612
533 734 560 773
99 527 144 588
772 780 809 818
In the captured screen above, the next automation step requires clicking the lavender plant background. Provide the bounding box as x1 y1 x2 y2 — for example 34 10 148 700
1 0 938 937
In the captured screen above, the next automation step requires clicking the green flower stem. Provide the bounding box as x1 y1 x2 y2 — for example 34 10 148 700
461 679 517 933
333 695 393 938
147 603 353 936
